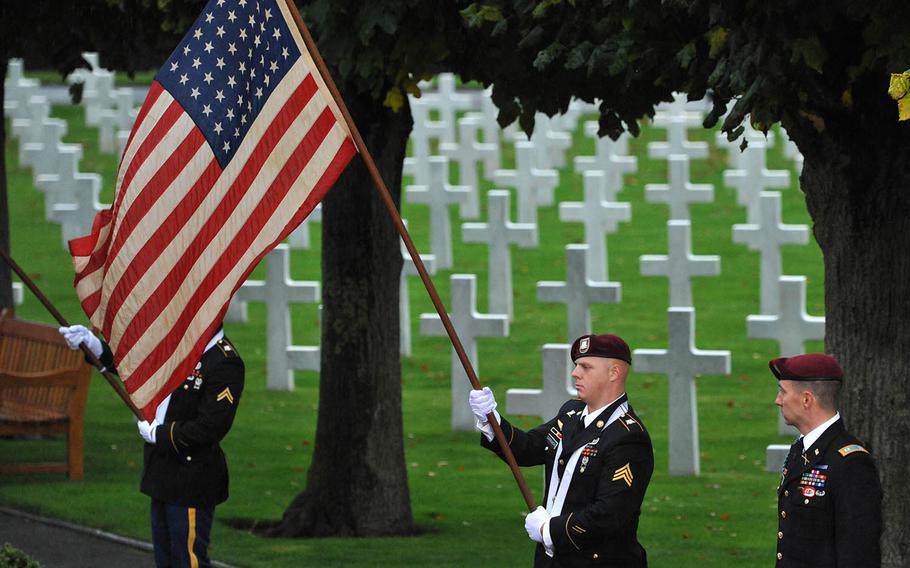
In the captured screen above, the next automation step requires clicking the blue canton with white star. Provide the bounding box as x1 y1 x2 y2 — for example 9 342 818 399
156 0 301 168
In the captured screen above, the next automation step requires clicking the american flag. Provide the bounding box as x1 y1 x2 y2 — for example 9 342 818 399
68 0 357 419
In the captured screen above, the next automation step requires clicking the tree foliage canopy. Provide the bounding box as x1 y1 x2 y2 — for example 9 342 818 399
460 0 910 140
296 0 475 109
1 1 181 79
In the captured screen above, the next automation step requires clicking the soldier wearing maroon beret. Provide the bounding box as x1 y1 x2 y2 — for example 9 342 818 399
469 334 654 567
771 353 882 567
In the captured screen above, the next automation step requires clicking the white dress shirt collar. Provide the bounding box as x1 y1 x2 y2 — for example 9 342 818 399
580 393 627 429
801 412 840 451
205 327 225 352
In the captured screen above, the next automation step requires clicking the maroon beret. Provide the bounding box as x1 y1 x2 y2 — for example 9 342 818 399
571 334 631 364
769 354 843 382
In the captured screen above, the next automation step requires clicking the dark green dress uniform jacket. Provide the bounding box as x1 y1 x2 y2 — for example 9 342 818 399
101 336 245 508
776 418 882 567
481 398 653 568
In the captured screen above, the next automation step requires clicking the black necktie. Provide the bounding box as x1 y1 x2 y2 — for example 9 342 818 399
788 437 804 472
561 413 585 449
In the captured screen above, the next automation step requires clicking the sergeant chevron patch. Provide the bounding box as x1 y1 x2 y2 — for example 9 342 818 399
613 463 633 487
217 387 235 404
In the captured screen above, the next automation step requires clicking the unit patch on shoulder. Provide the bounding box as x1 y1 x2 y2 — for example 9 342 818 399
216 387 235 405
838 444 869 457
217 339 239 358
619 413 643 431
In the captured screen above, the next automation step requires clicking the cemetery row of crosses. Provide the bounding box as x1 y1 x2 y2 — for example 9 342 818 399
4 57 823 476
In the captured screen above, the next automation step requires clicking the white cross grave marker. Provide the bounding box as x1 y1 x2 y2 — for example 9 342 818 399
473 90 502 174
49 174 107 248
12 283 23 307
99 89 136 154
406 156 471 270
493 140 558 224
3 59 40 120
748 275 825 357
84 69 115 127
462 190 537 320
645 155 714 221
402 96 446 188
533 113 572 169
224 245 320 390
12 96 52 165
400 219 437 356
423 73 476 146
749 275 825 436
648 94 708 161
440 114 495 219
640 220 721 308
36 147 102 229
420 274 509 431
506 344 575 421
549 98 595 134
537 245 621 343
633 307 731 476
36 146 83 217
574 122 637 202
733 192 809 315
287 203 322 250
723 141 790 224
714 120 775 169
21 118 70 181
559 181 631 282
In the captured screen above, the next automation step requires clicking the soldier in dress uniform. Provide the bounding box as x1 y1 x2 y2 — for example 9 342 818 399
60 324 244 568
469 334 653 567
771 353 882 567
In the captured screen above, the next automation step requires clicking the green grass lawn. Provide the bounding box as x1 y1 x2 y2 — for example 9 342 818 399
0 96 823 567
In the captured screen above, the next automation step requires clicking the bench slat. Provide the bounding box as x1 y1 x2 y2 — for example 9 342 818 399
0 315 92 480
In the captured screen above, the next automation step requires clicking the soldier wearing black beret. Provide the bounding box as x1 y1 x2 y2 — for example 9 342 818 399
469 334 654 567
771 353 882 567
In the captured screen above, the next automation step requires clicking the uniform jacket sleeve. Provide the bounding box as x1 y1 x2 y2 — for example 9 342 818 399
480 416 553 467
834 453 883 565
157 354 245 455
98 341 117 372
479 401 579 467
548 433 653 553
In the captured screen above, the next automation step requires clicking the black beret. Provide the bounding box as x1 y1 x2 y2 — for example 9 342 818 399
769 354 843 382
571 334 631 364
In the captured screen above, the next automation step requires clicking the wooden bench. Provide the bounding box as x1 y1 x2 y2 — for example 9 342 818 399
0 314 92 480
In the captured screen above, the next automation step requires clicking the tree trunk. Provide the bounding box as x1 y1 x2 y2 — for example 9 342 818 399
0 58 13 312
270 96 415 537
785 76 910 567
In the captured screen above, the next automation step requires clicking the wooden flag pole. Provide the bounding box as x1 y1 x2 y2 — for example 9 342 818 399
0 248 144 420
283 0 537 511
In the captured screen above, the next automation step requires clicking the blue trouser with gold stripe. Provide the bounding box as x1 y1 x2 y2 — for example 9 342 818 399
150 499 214 568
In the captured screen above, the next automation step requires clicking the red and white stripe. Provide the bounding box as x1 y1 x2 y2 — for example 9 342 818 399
70 14 356 418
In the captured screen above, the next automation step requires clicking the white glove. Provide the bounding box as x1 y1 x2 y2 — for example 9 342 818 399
59 325 102 358
524 506 550 544
137 420 159 444
469 387 500 425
